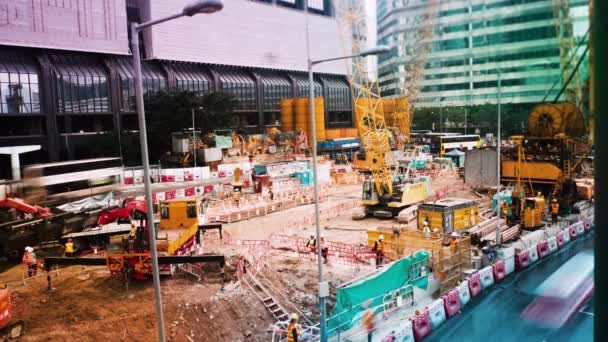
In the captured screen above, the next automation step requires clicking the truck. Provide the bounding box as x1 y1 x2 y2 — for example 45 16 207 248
48 196 224 283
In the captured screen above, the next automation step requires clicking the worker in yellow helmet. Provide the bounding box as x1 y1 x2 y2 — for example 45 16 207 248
286 313 300 342
65 238 74 257
551 199 559 225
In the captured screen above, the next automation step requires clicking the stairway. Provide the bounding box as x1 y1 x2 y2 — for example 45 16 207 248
178 263 203 281
242 271 289 321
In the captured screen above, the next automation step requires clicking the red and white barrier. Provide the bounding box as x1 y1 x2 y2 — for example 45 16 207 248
528 245 539 263
556 232 565 249
468 273 481 297
568 225 578 240
411 310 431 341
547 237 558 254
537 240 549 259
442 290 461 318
492 260 506 283
515 250 530 271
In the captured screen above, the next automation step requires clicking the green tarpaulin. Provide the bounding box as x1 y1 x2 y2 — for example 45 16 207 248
327 251 430 335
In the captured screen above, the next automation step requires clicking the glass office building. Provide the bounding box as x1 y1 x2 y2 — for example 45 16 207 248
376 0 589 108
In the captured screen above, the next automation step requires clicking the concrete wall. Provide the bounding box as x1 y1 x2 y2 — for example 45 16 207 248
0 0 129 54
142 0 347 75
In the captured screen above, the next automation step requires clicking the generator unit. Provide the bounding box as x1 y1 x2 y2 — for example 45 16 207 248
418 198 479 234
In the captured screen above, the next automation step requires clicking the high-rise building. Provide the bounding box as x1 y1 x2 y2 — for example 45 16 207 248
0 0 351 168
376 0 589 109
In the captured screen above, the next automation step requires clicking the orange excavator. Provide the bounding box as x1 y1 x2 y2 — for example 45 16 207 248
0 289 23 340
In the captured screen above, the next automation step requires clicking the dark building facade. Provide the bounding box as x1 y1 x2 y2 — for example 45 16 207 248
0 0 353 176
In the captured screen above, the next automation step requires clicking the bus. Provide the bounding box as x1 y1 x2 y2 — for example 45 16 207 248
23 157 122 205
430 135 481 156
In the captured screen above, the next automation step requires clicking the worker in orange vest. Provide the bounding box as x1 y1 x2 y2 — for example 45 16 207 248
362 304 375 342
501 201 509 219
22 246 37 278
551 199 559 224
286 313 300 342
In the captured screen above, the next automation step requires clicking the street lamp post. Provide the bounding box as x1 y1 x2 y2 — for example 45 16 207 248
306 41 389 342
496 69 502 245
131 2 223 341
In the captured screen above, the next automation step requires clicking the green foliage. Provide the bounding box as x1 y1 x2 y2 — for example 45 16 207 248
144 91 237 162
413 102 535 136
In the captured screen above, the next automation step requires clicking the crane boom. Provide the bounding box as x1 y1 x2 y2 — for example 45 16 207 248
334 2 394 197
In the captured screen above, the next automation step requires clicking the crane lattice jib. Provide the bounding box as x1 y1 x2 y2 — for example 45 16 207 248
551 0 585 107
335 1 394 196
402 0 439 113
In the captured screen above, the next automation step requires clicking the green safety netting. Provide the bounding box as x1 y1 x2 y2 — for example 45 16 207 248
327 251 430 334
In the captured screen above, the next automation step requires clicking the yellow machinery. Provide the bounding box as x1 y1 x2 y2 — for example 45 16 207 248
159 197 206 230
522 197 546 229
502 136 546 229
417 198 479 234
335 3 428 218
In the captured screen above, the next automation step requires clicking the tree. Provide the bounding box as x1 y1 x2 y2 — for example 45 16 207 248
144 91 238 162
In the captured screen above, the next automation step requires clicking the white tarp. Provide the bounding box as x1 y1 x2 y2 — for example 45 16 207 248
57 193 119 213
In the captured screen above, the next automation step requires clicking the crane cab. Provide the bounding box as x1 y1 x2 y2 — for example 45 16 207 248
159 197 207 230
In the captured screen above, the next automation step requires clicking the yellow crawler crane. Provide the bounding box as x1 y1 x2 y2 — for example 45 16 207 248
335 2 427 218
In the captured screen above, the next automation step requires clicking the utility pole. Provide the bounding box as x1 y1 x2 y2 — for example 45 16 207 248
496 69 502 246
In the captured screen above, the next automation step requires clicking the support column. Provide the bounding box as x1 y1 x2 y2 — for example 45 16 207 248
36 55 60 161
251 71 265 131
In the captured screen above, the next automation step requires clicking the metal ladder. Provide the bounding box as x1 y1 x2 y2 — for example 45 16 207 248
178 263 202 281
242 271 289 321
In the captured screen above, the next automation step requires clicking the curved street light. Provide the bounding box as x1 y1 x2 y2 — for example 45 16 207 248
131 2 223 341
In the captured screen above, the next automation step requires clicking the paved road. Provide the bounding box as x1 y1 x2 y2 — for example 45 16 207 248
428 234 594 342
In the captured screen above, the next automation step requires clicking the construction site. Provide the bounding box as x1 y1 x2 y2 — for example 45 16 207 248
0 0 599 341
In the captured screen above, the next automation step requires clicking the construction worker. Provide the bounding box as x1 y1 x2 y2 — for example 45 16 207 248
551 199 559 224
362 302 375 342
306 235 316 252
65 238 74 257
371 235 385 269
286 313 300 342
422 218 431 238
22 246 37 278
449 232 460 253
501 200 509 219
128 223 137 252
320 237 329 264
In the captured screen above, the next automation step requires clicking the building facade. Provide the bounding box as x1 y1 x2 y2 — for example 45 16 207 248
0 0 352 170
376 0 589 107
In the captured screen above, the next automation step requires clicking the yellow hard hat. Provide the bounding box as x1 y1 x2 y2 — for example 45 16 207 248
289 313 299 321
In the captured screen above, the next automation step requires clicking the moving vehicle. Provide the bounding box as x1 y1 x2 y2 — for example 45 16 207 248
521 250 594 327
23 158 122 205
429 134 481 156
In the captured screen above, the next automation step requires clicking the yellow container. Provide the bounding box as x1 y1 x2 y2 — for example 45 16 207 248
294 98 310 135
314 97 325 141
280 98 294 131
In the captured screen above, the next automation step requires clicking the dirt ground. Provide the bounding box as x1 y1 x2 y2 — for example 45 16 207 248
1 178 478 341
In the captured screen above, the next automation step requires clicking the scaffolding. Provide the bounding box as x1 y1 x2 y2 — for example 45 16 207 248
367 229 472 295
